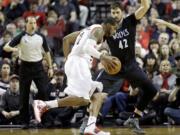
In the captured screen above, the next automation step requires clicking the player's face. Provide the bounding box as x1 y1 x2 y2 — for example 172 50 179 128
111 8 123 23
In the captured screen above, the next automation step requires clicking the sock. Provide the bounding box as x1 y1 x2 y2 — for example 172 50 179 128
45 100 58 108
87 116 97 127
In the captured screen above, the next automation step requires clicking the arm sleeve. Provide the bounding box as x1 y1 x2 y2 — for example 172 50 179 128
82 39 101 59
125 13 139 26
9 32 25 47
41 34 50 52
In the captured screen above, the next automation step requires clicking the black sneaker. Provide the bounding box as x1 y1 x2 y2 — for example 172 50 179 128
124 117 145 134
22 124 29 129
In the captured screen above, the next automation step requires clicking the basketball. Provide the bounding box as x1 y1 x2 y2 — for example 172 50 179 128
104 56 121 75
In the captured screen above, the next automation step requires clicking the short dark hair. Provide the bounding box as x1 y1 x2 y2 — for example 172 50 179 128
103 17 117 26
10 74 19 81
111 2 124 10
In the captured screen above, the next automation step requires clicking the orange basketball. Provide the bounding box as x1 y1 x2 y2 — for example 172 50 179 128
104 56 121 75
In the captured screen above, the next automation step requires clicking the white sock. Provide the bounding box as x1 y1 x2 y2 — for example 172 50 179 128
87 116 97 127
45 100 58 108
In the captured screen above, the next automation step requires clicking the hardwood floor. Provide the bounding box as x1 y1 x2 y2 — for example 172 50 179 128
0 126 179 135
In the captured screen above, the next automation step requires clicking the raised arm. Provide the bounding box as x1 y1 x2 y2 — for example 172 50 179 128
63 31 80 58
135 0 150 20
153 19 180 33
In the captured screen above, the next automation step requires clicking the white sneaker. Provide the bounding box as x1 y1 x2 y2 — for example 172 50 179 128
84 126 110 135
33 100 48 123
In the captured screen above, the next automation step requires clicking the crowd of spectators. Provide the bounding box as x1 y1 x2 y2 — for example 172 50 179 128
0 0 179 128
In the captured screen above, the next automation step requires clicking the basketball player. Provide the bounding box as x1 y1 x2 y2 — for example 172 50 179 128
79 1 157 134
80 1 157 134
33 17 118 135
105 1 157 134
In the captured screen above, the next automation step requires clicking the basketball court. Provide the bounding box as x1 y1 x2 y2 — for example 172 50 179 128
0 126 180 135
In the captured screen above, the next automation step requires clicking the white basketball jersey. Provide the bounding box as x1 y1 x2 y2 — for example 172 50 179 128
69 24 102 59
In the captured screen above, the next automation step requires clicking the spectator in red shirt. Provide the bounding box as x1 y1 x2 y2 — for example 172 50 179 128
23 1 46 27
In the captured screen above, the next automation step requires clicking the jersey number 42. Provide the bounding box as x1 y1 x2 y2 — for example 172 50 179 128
119 39 128 49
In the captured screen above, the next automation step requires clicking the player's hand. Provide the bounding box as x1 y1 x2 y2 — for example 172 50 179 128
48 68 54 78
100 54 118 71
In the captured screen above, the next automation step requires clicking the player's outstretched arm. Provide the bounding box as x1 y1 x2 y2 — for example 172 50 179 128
153 19 180 33
135 0 151 20
63 31 80 58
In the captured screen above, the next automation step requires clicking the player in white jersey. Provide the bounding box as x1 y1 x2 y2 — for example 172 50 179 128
33 17 117 135
64 24 107 100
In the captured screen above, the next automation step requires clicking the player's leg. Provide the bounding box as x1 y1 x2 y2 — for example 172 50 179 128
124 65 157 134
84 92 111 135
33 96 90 123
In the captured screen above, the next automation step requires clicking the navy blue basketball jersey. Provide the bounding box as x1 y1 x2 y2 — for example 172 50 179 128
106 14 138 66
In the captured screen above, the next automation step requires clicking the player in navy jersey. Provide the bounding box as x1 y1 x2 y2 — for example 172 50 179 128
79 1 157 134
105 1 158 134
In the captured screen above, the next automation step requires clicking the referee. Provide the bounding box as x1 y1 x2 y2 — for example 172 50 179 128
3 16 53 127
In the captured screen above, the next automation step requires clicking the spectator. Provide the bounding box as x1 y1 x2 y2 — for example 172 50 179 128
15 17 26 34
45 10 65 65
0 62 11 96
0 74 21 125
143 54 159 80
78 0 89 28
170 42 180 60
153 0 166 18
0 11 6 37
158 32 169 46
47 70 65 100
52 0 79 34
0 31 13 59
23 1 46 27
164 83 180 125
160 44 175 66
6 23 17 37
152 60 176 123
4 0 27 22
172 52 180 78
37 0 50 13
137 17 151 50
153 60 176 92
171 0 180 24
145 40 160 61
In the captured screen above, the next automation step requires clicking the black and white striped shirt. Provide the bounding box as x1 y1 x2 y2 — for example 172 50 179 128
0 79 9 95
9 31 49 62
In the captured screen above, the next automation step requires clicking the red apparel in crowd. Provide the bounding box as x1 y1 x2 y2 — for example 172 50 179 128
23 11 46 27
